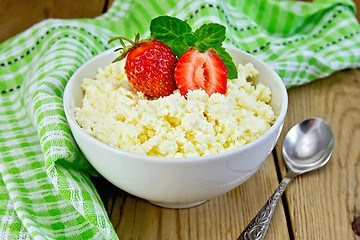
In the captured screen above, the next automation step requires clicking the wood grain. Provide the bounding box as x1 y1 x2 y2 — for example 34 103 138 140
275 69 360 239
0 0 107 43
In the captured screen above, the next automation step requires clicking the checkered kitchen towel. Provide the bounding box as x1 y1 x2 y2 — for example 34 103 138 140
1 0 359 239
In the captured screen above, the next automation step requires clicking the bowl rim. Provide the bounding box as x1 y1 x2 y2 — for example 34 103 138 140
63 46 288 164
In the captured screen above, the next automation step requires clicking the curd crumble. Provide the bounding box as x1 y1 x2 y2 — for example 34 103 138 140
75 61 275 157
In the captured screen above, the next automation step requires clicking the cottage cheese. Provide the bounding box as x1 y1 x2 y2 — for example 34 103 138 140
75 61 275 158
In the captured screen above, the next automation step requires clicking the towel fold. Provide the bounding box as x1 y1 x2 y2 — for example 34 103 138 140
1 0 359 239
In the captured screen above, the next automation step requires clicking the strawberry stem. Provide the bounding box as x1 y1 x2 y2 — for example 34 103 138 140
108 33 146 63
107 36 134 45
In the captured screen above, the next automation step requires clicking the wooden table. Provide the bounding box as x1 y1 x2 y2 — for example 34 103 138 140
1 1 359 239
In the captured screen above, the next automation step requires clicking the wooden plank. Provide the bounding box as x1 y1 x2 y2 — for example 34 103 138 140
94 154 290 239
0 0 107 43
108 0 115 9
274 69 360 239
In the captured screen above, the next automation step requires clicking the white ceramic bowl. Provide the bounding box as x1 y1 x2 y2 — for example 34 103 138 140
63 46 288 208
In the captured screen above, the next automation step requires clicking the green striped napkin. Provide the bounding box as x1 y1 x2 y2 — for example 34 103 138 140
1 0 359 239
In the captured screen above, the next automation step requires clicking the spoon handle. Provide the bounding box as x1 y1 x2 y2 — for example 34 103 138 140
237 174 294 240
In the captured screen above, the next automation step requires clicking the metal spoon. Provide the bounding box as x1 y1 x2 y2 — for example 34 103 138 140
238 117 335 240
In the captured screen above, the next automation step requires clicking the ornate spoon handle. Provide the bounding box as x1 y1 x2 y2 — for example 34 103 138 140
237 173 295 240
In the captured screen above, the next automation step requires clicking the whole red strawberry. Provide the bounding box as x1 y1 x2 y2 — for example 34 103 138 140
174 47 228 97
108 35 178 98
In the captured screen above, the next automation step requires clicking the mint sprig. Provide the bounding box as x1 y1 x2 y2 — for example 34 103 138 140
194 23 226 50
150 16 237 79
149 16 191 47
171 33 198 57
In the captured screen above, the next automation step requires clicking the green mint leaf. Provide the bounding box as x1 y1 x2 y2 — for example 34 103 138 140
171 33 198 57
194 23 226 50
214 46 238 79
150 16 237 80
195 42 208 51
150 16 191 49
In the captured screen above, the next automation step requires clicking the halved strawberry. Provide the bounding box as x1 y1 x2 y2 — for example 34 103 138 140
174 48 228 97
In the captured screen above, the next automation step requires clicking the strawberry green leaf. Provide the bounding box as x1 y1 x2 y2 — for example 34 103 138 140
194 23 226 50
214 46 238 79
150 16 191 48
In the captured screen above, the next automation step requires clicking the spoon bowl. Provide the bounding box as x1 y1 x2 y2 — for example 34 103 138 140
238 118 334 240
283 118 335 174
